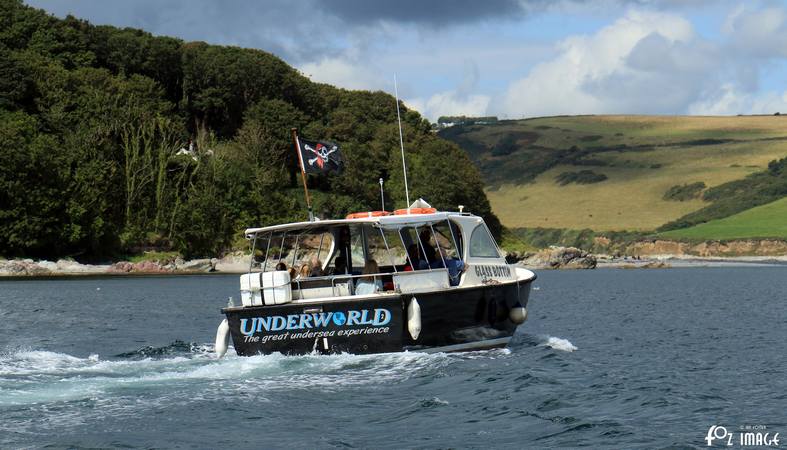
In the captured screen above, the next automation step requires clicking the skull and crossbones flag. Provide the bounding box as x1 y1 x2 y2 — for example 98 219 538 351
296 137 345 175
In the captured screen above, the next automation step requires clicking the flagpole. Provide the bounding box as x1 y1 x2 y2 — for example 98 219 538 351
292 128 314 221
394 74 411 209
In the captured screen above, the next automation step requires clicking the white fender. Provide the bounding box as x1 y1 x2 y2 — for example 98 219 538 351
215 318 230 358
509 306 528 324
407 297 421 340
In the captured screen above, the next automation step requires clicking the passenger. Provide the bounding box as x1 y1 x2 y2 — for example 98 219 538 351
329 256 348 276
309 256 323 277
419 229 436 264
355 259 383 295
403 244 420 271
437 247 465 286
297 263 311 279
275 262 287 271
288 267 297 280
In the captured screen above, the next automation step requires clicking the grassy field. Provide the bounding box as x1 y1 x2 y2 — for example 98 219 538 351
658 197 787 240
441 115 787 231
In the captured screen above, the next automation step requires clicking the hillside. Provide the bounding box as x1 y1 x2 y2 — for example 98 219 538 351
440 115 787 233
659 197 787 240
0 0 497 260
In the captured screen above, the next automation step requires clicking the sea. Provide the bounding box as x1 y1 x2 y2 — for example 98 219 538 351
1 267 785 449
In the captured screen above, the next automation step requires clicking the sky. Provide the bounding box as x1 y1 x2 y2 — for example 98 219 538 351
25 0 787 121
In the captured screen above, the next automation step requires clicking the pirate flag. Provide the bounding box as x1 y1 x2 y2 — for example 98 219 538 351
297 138 345 175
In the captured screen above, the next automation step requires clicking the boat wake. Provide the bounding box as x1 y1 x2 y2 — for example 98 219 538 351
0 343 510 408
541 336 578 352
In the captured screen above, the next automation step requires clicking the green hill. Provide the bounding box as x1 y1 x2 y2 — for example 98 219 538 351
659 197 787 240
439 115 787 234
0 0 497 260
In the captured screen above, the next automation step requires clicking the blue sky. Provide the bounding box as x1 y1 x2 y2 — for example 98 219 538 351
26 0 787 121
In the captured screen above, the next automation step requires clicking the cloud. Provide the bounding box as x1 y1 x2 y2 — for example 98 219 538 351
495 10 709 117
299 57 386 91
688 84 787 115
319 0 528 26
723 4 787 58
405 61 491 121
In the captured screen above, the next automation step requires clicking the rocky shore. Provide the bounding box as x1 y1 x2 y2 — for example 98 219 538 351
0 253 252 277
3 247 785 277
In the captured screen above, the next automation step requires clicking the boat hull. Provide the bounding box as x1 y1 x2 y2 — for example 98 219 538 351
222 278 533 356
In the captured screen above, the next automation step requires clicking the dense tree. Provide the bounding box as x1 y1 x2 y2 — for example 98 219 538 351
0 0 500 260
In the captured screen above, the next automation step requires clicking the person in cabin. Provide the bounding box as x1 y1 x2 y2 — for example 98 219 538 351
288 267 297 280
434 247 465 286
275 262 287 271
355 259 383 295
298 263 311 279
328 256 347 276
419 229 436 265
309 256 323 277
403 244 420 271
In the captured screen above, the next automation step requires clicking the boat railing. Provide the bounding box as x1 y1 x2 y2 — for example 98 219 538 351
289 267 450 298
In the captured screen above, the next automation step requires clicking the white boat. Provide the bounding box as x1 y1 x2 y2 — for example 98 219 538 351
215 202 536 356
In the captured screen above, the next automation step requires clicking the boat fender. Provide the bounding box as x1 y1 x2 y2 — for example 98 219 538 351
509 306 528 324
407 297 421 340
215 318 230 358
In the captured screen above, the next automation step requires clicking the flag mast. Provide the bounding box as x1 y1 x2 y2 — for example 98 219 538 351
394 74 411 209
291 128 314 221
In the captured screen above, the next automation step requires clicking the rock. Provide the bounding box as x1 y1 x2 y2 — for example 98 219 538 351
518 246 597 269
178 258 215 272
0 259 52 276
214 252 252 273
504 251 529 264
109 261 134 273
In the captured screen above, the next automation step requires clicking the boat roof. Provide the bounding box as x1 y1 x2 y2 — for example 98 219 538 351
244 211 481 237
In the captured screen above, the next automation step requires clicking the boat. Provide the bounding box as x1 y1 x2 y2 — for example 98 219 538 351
214 200 537 357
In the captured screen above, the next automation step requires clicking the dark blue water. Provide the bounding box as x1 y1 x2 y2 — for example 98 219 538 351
1 268 786 449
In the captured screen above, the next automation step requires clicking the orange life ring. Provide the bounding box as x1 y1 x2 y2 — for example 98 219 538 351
345 211 390 219
393 207 437 215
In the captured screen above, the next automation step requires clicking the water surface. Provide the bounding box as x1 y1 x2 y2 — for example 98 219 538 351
1 268 785 448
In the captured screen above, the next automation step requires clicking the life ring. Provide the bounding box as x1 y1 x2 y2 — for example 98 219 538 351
345 211 390 219
394 207 437 215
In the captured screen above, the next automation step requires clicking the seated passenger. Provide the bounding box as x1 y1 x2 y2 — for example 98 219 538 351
297 263 311 279
328 256 348 276
419 229 437 264
355 259 383 295
275 262 287 271
427 247 464 285
403 245 420 272
309 256 323 277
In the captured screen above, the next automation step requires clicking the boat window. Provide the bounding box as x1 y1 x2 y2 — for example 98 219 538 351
469 224 500 258
381 228 408 267
349 225 365 272
363 225 396 269
291 231 333 273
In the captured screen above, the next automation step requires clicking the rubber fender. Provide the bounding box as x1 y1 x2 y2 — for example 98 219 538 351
407 297 422 340
215 318 230 358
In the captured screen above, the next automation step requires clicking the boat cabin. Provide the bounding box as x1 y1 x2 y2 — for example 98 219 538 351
239 210 511 307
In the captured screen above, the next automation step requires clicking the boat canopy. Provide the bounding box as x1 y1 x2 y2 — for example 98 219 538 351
244 211 473 238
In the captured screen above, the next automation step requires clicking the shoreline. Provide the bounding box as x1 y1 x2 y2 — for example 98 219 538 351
0 255 251 278
3 253 786 278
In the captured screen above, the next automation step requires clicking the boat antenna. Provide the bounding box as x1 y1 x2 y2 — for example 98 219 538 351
394 74 411 208
379 177 385 211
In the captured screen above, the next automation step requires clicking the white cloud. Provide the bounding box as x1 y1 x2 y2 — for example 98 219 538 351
495 9 709 117
298 57 385 91
688 84 787 115
405 92 491 122
723 5 787 58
